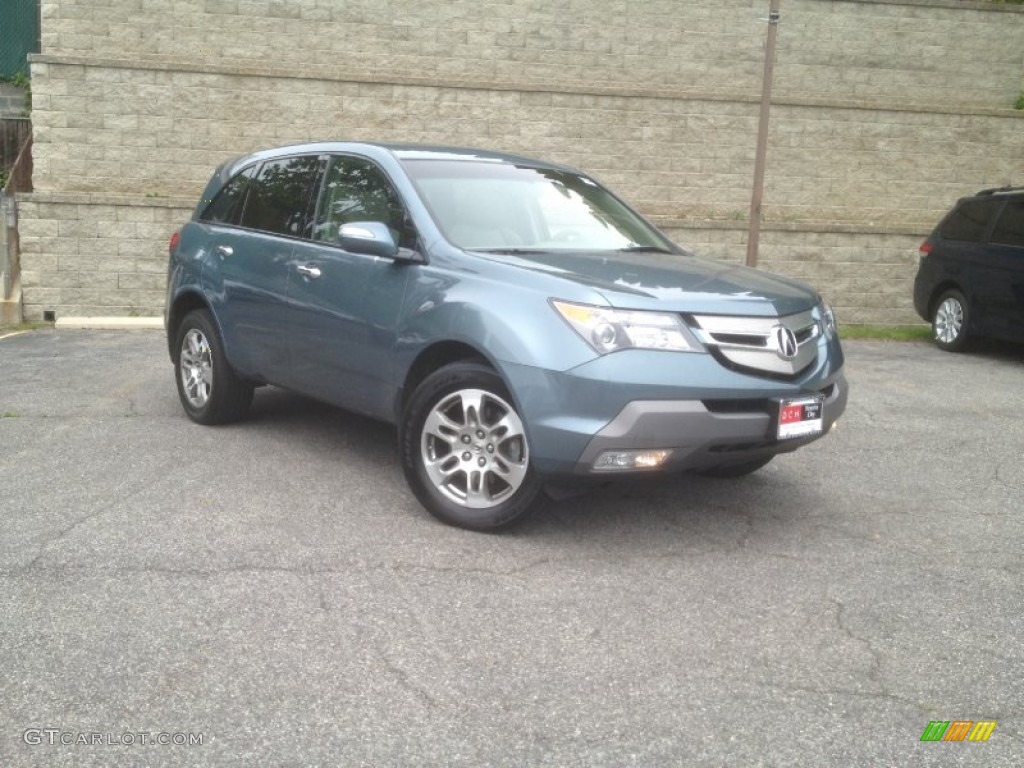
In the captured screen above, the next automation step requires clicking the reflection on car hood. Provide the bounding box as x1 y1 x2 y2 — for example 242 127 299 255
479 249 818 316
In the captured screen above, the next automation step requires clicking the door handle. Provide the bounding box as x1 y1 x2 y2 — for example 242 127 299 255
296 264 321 279
215 245 233 258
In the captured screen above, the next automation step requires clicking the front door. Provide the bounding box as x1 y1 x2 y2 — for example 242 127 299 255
286 154 418 420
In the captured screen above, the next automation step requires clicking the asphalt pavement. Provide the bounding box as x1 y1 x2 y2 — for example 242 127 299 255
0 329 1021 767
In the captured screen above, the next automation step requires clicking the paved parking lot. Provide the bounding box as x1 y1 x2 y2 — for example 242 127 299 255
1 329 1021 766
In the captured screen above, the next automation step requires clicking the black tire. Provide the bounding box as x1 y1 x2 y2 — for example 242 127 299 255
931 289 970 352
696 456 774 478
173 309 253 425
400 362 542 531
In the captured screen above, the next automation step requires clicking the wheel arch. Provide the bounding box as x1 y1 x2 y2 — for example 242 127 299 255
928 280 966 317
166 290 214 359
396 340 496 422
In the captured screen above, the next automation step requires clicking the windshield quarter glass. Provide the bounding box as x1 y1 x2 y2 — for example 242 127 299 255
400 159 673 253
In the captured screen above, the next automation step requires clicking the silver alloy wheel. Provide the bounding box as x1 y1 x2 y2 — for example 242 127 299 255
935 297 963 344
420 388 529 509
180 328 214 408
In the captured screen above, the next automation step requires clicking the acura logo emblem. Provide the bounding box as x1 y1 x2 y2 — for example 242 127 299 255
772 325 798 360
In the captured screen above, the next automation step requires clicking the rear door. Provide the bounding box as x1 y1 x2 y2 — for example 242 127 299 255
285 154 418 420
205 154 321 381
985 198 1024 336
936 198 999 332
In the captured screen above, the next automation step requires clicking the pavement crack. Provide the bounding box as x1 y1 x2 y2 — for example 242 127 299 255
316 580 330 614
23 504 122 572
373 645 442 712
829 596 911 707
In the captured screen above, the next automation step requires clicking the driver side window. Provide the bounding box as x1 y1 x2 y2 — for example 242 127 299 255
313 156 417 249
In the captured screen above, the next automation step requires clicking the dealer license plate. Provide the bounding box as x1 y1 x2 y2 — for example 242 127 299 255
776 396 824 440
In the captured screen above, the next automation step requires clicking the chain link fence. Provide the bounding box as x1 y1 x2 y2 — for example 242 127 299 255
1 0 39 80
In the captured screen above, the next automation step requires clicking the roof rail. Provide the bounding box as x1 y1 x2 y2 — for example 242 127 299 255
976 184 1024 196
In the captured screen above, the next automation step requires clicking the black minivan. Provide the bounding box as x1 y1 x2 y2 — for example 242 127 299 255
913 186 1024 351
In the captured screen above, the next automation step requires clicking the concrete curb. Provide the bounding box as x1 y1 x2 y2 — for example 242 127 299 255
54 317 164 330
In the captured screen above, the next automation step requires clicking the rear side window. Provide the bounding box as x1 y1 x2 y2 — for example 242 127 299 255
939 199 996 243
990 200 1024 248
200 165 255 224
240 155 320 237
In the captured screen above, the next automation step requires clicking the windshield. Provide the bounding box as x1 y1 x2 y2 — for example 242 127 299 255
401 158 674 253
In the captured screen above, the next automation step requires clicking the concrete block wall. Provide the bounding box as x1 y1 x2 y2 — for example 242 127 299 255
34 0 1024 109
17 0 1024 323
16 195 185 317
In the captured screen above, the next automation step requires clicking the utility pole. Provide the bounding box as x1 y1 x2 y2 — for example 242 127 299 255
746 0 781 268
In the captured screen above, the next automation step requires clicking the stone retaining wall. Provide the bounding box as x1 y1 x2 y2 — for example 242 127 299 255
17 0 1024 323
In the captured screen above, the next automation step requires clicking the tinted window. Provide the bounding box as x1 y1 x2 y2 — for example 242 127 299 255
939 199 996 243
990 200 1024 248
200 165 255 224
313 156 416 248
241 155 320 237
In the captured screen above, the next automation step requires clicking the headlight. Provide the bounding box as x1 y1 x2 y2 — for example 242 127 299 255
820 301 837 338
552 300 703 354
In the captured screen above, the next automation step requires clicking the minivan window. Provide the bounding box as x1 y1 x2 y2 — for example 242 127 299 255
200 165 255 225
313 155 417 249
939 199 994 243
240 155 320 237
990 200 1024 248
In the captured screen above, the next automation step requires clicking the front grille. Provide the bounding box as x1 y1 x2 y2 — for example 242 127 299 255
689 308 821 379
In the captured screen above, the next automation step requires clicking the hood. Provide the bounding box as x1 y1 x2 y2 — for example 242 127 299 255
478 250 819 317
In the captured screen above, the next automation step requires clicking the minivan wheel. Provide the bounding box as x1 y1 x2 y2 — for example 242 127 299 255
173 309 253 425
932 289 970 352
401 362 542 531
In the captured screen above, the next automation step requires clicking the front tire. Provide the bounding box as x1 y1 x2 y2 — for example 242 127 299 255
400 362 542 531
173 309 253 425
932 289 970 352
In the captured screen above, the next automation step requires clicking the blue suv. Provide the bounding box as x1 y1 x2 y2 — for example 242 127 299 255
166 142 847 530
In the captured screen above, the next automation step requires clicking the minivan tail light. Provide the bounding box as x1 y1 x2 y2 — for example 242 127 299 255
169 230 180 256
919 241 932 256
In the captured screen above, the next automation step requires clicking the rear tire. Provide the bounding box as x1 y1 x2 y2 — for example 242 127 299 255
931 289 970 352
400 362 542 531
173 309 253 425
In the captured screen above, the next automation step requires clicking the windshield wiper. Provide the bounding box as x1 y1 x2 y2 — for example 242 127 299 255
471 247 555 255
617 245 674 254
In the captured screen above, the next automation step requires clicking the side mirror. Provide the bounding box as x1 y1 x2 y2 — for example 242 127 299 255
338 222 399 259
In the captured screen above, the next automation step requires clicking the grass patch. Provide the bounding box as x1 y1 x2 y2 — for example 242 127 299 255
0 322 52 333
839 325 931 341
2 411 19 418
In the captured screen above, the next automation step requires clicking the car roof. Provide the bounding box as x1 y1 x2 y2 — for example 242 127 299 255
221 141 581 176
970 184 1024 198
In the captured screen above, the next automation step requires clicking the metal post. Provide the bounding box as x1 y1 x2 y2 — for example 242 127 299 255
746 0 781 268
2 193 12 300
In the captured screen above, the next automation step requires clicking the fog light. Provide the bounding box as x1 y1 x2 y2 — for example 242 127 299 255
593 449 673 471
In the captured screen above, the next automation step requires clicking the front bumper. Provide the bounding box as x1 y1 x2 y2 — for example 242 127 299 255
500 339 847 477
573 374 846 474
